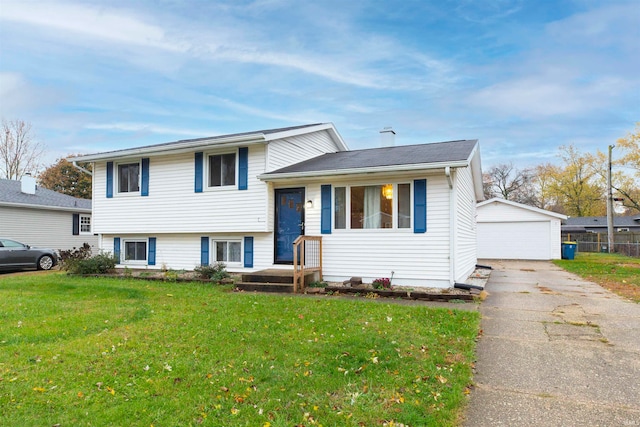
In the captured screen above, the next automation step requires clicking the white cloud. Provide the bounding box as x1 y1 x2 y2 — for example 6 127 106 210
1 0 188 52
0 0 455 91
0 72 62 117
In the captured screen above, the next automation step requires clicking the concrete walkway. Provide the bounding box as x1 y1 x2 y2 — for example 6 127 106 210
464 260 640 427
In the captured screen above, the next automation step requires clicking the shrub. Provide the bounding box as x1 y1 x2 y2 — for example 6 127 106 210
372 277 391 289
66 253 118 275
307 281 328 288
194 262 230 282
58 243 93 270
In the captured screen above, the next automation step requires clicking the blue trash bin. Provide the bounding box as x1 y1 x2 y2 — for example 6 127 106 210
562 241 577 260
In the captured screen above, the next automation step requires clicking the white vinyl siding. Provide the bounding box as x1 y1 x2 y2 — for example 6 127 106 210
453 166 478 283
266 130 341 172
0 206 98 252
302 174 453 288
102 233 273 272
92 145 269 234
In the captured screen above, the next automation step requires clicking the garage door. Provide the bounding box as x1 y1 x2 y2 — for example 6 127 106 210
477 221 551 260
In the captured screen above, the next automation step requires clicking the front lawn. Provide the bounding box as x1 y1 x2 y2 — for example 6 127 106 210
554 252 640 303
0 273 480 426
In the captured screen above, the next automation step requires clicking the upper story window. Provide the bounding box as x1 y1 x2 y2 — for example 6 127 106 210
335 183 412 230
79 214 92 234
118 162 140 193
209 153 236 187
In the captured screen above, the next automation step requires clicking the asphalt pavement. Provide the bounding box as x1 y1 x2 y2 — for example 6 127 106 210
463 260 640 427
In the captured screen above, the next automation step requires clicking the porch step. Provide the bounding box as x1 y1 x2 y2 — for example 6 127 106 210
241 269 294 284
236 269 319 293
235 281 294 293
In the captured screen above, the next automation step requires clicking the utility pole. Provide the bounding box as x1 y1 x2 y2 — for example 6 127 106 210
606 144 615 253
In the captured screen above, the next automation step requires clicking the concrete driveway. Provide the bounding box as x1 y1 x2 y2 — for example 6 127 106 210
464 260 640 427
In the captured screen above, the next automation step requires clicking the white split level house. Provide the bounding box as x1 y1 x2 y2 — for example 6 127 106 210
71 123 485 288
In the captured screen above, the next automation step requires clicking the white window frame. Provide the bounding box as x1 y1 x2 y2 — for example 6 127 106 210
206 150 238 190
212 239 242 266
116 160 141 195
334 182 413 231
122 239 148 265
79 214 92 235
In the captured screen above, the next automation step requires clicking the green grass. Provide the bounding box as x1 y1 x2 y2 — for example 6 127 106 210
0 273 480 426
554 252 640 303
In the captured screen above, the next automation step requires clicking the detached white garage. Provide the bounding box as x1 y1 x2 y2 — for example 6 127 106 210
476 198 567 260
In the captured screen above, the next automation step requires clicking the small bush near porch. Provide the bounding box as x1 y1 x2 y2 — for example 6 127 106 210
1 274 479 426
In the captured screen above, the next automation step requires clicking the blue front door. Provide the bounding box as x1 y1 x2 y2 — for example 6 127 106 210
275 188 305 264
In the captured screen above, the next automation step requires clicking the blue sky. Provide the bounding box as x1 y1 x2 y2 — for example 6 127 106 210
1 0 638 170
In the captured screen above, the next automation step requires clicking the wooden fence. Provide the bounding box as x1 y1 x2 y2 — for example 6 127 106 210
561 231 640 258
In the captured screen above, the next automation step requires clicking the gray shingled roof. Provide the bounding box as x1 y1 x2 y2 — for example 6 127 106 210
0 179 91 211
264 139 478 175
73 123 325 160
564 216 640 228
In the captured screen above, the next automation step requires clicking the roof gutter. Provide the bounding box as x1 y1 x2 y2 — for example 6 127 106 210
0 201 91 213
258 160 470 182
71 134 267 162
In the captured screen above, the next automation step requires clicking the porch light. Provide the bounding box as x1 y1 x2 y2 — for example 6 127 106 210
382 184 393 200
306 199 313 208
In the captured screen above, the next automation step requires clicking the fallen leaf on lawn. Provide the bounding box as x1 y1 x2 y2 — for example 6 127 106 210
32 386 46 392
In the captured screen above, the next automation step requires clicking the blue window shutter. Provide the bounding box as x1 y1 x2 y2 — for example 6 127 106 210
414 179 427 233
72 213 80 235
106 162 113 198
148 237 156 266
244 236 254 268
113 237 121 263
238 147 248 190
141 158 150 196
195 152 204 193
200 237 209 266
321 184 332 234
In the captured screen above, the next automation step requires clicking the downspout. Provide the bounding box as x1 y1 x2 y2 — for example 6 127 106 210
72 161 93 176
446 166 456 287
74 161 97 255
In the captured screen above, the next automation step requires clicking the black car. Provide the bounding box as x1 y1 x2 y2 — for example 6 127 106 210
0 238 59 271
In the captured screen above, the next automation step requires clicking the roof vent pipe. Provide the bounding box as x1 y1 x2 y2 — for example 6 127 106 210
379 127 395 147
21 173 37 195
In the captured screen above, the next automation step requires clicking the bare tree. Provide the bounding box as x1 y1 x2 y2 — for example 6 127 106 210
0 119 44 180
484 162 537 205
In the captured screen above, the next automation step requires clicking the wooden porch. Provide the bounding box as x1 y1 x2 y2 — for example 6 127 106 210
235 236 323 293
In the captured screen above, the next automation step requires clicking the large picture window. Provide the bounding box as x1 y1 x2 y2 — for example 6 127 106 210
209 153 236 187
334 183 411 230
214 240 241 264
118 162 140 193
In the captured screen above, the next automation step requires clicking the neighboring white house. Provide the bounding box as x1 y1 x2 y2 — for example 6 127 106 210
0 176 98 251
71 123 484 288
476 198 567 260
